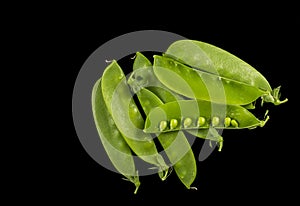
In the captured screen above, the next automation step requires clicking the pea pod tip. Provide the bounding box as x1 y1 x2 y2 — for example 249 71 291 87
261 86 288 106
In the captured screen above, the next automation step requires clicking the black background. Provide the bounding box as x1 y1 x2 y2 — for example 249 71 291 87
27 5 298 205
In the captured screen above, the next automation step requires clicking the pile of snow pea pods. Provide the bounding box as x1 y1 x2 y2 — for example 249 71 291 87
91 40 287 194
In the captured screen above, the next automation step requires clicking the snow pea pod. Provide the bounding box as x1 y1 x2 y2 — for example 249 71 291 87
131 53 198 188
153 55 269 105
144 100 269 133
165 40 287 105
101 60 169 180
137 87 197 189
128 52 184 101
91 78 140 194
128 52 223 150
148 83 223 150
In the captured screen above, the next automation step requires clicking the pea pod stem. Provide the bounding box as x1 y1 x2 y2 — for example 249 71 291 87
122 172 141 194
261 86 288 106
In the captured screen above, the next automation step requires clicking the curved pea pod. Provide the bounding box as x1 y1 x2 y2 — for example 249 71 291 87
91 78 140 194
164 40 287 105
242 102 256 110
137 87 197 189
153 55 270 106
147 78 224 151
128 52 158 93
101 60 169 180
129 52 223 150
128 52 184 101
144 100 269 133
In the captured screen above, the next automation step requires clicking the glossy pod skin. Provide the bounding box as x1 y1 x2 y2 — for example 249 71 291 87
91 78 140 194
128 52 184 101
128 52 223 150
137 88 197 189
144 100 269 133
89 39 287 193
153 55 269 106
101 60 169 180
131 53 197 188
165 40 287 105
148 83 224 151
128 52 184 102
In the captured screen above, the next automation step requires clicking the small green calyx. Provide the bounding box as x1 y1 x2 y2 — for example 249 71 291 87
122 171 140 194
260 110 270 127
261 86 288 106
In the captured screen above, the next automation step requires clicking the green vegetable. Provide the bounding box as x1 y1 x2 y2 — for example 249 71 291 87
132 53 197 189
92 78 140 194
128 52 223 149
164 40 287 105
144 100 269 133
137 88 197 189
153 55 268 105
91 39 287 193
101 60 169 180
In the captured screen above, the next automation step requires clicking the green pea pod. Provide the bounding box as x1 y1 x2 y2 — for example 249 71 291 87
144 100 269 133
131 52 197 188
128 52 223 150
242 102 256 110
101 60 169 180
164 40 287 105
153 55 270 106
137 87 197 189
91 78 140 194
148 85 223 151
128 52 184 101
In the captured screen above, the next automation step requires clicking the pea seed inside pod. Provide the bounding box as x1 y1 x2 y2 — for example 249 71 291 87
224 117 231 127
144 100 270 133
212 116 220 127
183 117 193 128
159 120 168 131
230 119 239 128
197 116 206 127
170 119 178 130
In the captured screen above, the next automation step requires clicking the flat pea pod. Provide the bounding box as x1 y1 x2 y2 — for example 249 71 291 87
132 53 196 188
242 102 256 110
144 99 269 133
148 83 223 151
128 52 184 101
127 52 161 93
164 40 287 105
137 87 197 189
101 60 169 180
153 55 269 106
91 78 140 194
129 52 223 150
